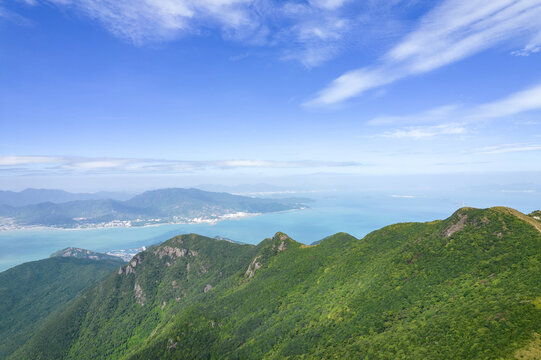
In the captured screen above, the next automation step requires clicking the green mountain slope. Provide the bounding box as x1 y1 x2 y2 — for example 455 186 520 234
0 256 123 358
12 234 259 359
13 207 541 359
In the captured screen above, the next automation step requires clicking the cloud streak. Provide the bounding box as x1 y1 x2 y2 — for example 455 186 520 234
367 105 459 126
383 123 467 139
308 0 541 105
475 144 541 154
42 0 255 43
471 82 541 119
12 0 365 67
367 80 541 139
0 155 363 175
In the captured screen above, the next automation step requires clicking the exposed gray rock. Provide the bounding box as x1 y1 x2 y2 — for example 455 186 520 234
245 256 262 279
134 282 146 306
154 246 187 259
444 214 468 238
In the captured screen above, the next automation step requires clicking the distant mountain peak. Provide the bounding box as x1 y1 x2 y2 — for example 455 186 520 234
50 247 124 262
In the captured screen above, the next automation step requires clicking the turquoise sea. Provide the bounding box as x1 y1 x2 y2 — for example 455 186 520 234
1 190 539 272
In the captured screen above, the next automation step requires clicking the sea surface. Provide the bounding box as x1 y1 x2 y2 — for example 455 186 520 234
1 189 539 272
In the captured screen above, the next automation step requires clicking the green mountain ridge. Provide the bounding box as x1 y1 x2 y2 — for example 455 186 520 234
10 206 541 359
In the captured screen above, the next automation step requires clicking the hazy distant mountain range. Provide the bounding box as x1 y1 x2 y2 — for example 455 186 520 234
0 188 133 207
0 188 306 229
2 207 541 359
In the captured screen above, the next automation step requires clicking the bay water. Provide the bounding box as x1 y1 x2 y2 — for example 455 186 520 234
1 189 539 272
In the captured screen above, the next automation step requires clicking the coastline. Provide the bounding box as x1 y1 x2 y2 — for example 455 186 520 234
0 208 306 233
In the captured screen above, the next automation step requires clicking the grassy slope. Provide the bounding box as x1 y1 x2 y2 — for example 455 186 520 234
14 207 541 359
0 257 123 358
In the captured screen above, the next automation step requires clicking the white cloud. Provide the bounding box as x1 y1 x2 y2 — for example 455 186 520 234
383 123 467 139
276 1 356 67
283 16 351 67
0 155 363 175
306 67 395 106
475 144 541 154
511 30 541 56
309 0 351 11
366 80 541 138
0 3 33 25
40 0 255 43
64 160 134 169
471 82 541 119
0 155 64 166
308 0 541 105
367 105 459 126
475 143 541 154
15 0 359 66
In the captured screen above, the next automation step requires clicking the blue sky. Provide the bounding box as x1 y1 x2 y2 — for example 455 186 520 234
1 0 541 191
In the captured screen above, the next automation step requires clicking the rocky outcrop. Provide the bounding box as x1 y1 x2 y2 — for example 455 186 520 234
444 213 468 238
245 256 262 279
118 255 141 275
154 246 187 259
134 283 146 306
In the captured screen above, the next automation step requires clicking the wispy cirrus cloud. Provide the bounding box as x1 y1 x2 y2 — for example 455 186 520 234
382 123 467 139
475 143 541 154
0 2 33 25
39 0 255 43
280 12 351 67
307 0 541 105
367 105 459 126
13 0 363 66
6 0 422 68
0 155 363 175
0 155 64 166
367 80 541 138
470 82 541 119
511 30 541 56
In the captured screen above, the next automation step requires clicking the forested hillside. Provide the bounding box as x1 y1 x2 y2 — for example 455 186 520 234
0 257 123 358
12 207 541 359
